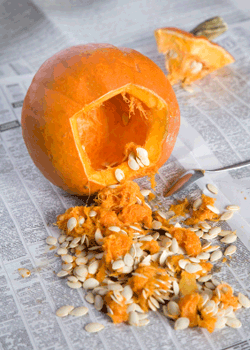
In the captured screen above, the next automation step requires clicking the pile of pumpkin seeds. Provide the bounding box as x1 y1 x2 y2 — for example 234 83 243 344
46 182 250 333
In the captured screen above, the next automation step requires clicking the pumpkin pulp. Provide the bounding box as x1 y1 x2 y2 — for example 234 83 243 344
70 84 168 185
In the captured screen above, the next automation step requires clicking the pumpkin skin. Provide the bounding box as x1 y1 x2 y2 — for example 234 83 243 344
21 44 180 195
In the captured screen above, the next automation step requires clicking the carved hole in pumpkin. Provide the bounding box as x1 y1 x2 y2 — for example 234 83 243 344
76 93 152 171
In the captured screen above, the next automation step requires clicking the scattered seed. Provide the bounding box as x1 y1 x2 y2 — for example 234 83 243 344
74 266 88 278
238 293 250 308
170 238 179 254
197 252 210 260
189 257 200 263
67 276 79 283
58 235 67 244
141 189 151 197
219 230 232 237
112 260 125 270
206 184 218 195
122 285 133 301
115 169 125 182
18 268 31 278
205 282 215 290
224 245 237 256
226 205 240 212
124 253 134 267
196 230 203 238
62 263 73 271
46 236 57 245
174 317 190 330
57 270 69 277
88 260 99 275
211 278 220 287
69 306 88 317
94 295 104 311
89 210 97 218
85 292 95 304
210 250 222 262
206 205 220 215
215 317 227 329
173 281 179 296
56 305 74 317
75 257 88 265
129 311 139 326
226 317 242 328
148 299 157 311
198 275 212 283
85 323 105 333
67 217 77 231
220 211 234 221
201 222 211 230
185 263 202 274
67 281 82 289
220 234 237 244
193 198 202 210
83 278 99 289
61 254 74 263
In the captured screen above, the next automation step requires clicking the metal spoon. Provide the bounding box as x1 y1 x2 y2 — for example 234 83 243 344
164 159 250 197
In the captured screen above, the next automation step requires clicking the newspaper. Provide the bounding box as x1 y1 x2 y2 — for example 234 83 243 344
0 0 250 349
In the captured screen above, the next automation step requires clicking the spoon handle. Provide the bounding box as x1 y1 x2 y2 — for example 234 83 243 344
205 159 250 173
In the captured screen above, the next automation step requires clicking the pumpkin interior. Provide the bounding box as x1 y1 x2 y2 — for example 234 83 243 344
70 84 168 185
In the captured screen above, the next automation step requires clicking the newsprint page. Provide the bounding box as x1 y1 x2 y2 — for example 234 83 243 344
0 0 250 349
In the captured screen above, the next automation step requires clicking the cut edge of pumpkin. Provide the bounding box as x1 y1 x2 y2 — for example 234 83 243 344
70 83 170 186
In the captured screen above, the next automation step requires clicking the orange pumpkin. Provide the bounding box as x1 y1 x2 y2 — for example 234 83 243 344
21 44 180 195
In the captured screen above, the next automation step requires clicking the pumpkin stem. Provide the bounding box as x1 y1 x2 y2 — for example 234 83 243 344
190 17 228 40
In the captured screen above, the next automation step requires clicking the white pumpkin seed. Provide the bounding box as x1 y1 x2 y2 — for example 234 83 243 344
122 285 133 301
94 295 104 311
220 234 237 244
58 235 67 244
178 259 189 269
128 157 140 171
18 268 31 278
226 317 242 328
46 236 57 246
148 299 157 311
206 245 220 253
124 253 134 267
85 323 105 333
173 281 179 296
122 266 133 274
206 184 218 194
88 260 99 275
61 254 73 263
108 283 123 291
215 317 227 329
141 189 151 197
56 305 74 317
198 274 212 283
220 211 234 221
108 226 120 232
201 222 211 230
136 197 142 205
57 247 68 256
219 230 232 237
75 257 88 265
170 238 179 254
67 281 82 289
83 278 99 289
197 252 210 260
62 263 73 271
136 147 148 160
129 311 139 326
206 205 220 215
205 282 215 290
74 266 88 278
112 260 125 270
57 270 69 277
89 210 97 217
94 228 103 245
67 276 79 283
67 217 77 231
167 301 180 316
152 220 162 230
185 263 202 274
196 230 203 238
203 300 215 314
211 277 220 287
115 169 125 182
238 293 250 308
174 317 190 330
193 198 202 210
85 292 95 304
69 306 88 317
209 227 221 236
157 211 166 219
224 245 237 256
226 205 240 211
189 257 200 263
78 217 85 225
210 250 222 262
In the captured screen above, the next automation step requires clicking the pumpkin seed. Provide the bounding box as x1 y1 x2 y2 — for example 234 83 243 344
115 169 125 182
67 281 82 289
185 263 202 273
89 210 97 217
128 157 140 171
67 276 78 283
57 270 69 277
211 277 220 287
170 238 179 254
178 259 189 269
224 245 237 256
129 311 139 326
201 222 211 230
220 211 234 221
152 220 162 230
149 296 160 309
75 257 88 265
206 205 220 214
195 230 203 238
197 252 210 260
210 250 222 262
167 301 180 316
108 226 120 232
174 317 190 330
139 319 150 327
206 184 218 194
209 227 221 236
193 198 202 210
56 305 74 317
46 236 57 246
136 147 148 160
69 306 88 317
190 61 203 74
158 211 166 219
124 253 134 267
219 230 232 236
94 228 103 245
58 235 67 244
112 260 125 270
62 263 73 271
85 292 95 304
189 257 200 263
18 268 31 278
148 299 157 311
226 317 242 328
122 266 133 273
173 281 179 296
83 278 99 289
67 217 77 231
85 323 105 333
78 217 85 225
226 205 240 211
94 295 104 311
74 266 88 278
198 274 212 283
122 285 133 301
108 283 123 291
141 189 151 197
206 245 220 253
205 282 215 290
215 317 227 329
238 293 250 308
220 234 237 244
88 260 99 275
61 254 73 263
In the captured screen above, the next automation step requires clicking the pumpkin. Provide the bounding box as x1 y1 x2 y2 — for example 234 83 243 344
154 27 235 85
21 44 180 195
